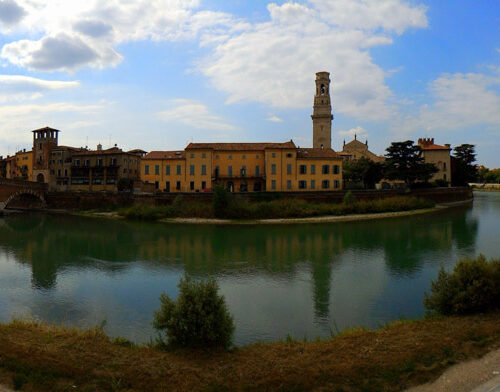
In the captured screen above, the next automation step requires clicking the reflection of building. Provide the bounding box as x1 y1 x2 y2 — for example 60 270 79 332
339 135 385 162
418 138 451 184
141 72 343 192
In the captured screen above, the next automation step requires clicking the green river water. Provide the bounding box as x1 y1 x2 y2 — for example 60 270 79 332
0 191 498 346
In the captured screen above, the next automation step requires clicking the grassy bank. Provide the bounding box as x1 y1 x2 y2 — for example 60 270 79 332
118 196 434 221
1 313 500 392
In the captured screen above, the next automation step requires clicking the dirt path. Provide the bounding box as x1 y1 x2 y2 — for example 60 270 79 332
406 348 500 392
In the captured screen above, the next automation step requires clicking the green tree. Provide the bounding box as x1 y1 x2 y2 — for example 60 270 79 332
452 144 477 186
343 157 384 189
212 182 229 218
153 275 235 349
384 141 438 185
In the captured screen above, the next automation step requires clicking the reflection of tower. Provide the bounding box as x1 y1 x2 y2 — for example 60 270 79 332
311 258 332 320
312 72 334 149
32 127 59 183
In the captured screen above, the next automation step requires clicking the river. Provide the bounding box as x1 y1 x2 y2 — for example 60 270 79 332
0 191 498 346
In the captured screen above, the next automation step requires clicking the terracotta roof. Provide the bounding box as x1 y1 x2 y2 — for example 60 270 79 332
185 141 296 151
31 126 60 133
128 149 148 154
420 144 451 151
143 151 186 160
52 146 86 152
297 148 342 159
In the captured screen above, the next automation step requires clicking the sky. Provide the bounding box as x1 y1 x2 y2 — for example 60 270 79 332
0 0 499 167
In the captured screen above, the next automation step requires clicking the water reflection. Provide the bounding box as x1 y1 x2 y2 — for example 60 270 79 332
0 194 492 344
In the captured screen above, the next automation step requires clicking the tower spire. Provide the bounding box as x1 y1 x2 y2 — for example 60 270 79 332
311 71 334 149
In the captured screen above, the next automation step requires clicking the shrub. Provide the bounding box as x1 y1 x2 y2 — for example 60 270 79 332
434 179 449 187
117 178 134 192
213 183 229 218
424 255 500 315
343 191 357 205
153 275 235 349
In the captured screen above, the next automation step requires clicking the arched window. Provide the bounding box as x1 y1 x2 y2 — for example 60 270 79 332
320 84 326 95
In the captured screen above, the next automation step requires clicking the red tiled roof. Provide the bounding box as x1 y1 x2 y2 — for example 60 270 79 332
53 145 86 152
185 141 296 151
143 151 186 160
31 126 60 133
297 148 342 159
73 147 135 156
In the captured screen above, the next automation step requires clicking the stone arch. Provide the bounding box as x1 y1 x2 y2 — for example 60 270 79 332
3 189 46 210
36 173 45 183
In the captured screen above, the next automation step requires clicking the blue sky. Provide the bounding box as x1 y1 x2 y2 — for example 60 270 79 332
0 0 499 167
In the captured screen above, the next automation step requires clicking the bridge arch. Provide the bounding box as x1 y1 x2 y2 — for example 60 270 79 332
2 190 46 210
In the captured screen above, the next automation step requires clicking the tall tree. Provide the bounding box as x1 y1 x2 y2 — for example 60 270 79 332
452 144 477 186
343 157 384 189
384 141 438 185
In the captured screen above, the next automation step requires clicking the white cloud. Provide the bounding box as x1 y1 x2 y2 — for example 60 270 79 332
0 0 236 71
396 71 500 134
339 126 368 140
199 0 427 121
267 116 283 123
0 74 79 102
0 0 26 28
157 99 235 131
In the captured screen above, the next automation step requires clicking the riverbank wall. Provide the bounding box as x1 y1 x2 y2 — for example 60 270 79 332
44 187 473 210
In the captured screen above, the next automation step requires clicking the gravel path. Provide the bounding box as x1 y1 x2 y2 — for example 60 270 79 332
406 348 500 392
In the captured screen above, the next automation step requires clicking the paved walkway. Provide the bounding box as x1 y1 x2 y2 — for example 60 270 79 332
406 348 500 392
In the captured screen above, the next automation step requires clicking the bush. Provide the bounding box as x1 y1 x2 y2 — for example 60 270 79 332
153 275 235 349
343 191 357 205
434 179 449 187
424 255 500 315
213 183 229 218
117 178 134 192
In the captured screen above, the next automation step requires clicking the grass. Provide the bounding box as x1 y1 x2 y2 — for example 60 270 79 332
1 312 500 391
117 196 435 221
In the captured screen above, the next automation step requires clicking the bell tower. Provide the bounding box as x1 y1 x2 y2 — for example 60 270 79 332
311 71 333 149
32 126 59 183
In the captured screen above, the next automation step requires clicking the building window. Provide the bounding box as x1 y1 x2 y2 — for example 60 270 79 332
271 180 276 190
111 158 117 166
300 165 307 174
190 165 195 175
299 180 307 189
255 165 260 176
256 155 260 159
202 152 206 158
242 154 246 159
228 166 233 177
444 173 447 181
190 153 194 158
215 166 220 177
333 165 339 174
202 181 206 189
286 153 293 158
287 164 292 175
145 165 149 175
334 180 340 189
322 165 330 174
85 160 90 167
155 181 159 189
287 180 292 190
311 164 316 174
176 181 181 190
57 169 61 177
64 169 67 177
271 164 276 175
311 180 315 189
443 162 447 170
155 165 160 175
201 165 207 175
190 181 195 190
176 165 181 175
271 152 276 158
215 154 220 159
322 180 330 189
166 165 170 175
241 166 246 177
228 154 232 160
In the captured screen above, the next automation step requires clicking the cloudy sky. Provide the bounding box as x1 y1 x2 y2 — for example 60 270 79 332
0 0 498 166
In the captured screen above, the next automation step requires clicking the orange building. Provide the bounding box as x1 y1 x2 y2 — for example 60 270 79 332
14 149 34 181
418 138 452 184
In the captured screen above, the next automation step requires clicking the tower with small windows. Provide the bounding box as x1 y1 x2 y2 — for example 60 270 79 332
311 72 334 149
32 126 59 183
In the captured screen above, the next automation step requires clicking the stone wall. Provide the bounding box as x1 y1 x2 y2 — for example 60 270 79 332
45 187 473 210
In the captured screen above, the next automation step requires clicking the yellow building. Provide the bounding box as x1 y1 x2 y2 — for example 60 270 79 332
14 149 34 181
339 136 385 163
418 138 451 184
141 142 342 193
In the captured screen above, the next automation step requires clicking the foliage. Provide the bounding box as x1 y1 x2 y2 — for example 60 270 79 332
384 141 438 184
212 182 229 218
117 178 134 192
119 196 434 221
342 157 384 189
478 167 500 184
153 275 234 349
452 144 477 186
434 179 449 187
424 255 500 315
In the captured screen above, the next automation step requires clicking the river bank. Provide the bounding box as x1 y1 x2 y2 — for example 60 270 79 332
0 312 499 392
